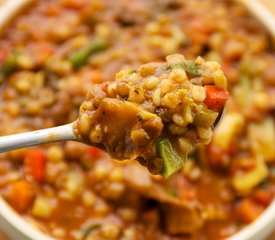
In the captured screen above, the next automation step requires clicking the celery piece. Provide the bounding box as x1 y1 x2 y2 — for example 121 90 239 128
212 112 245 150
31 197 52 218
157 138 185 178
194 106 219 128
128 69 137 74
64 170 84 196
232 156 268 193
248 117 275 162
0 52 18 83
81 224 100 240
68 37 108 68
233 77 253 108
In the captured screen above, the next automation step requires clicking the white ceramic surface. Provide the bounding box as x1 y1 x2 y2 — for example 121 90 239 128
0 0 274 240
0 0 34 30
0 198 53 240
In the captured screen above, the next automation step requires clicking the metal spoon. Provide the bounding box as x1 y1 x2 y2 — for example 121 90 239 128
0 107 226 153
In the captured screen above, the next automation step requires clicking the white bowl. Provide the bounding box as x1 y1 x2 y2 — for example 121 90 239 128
0 0 274 240
0 195 274 240
228 200 275 240
0 198 53 240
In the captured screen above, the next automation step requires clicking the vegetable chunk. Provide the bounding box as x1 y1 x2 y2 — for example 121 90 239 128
8 180 35 212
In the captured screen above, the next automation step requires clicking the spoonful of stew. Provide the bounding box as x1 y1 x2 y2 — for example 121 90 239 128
0 54 228 178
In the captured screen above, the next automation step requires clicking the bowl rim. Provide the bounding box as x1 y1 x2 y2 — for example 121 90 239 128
0 197 53 240
0 195 275 240
228 200 275 240
0 0 275 240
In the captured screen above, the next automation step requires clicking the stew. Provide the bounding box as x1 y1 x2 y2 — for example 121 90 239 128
0 0 274 240
74 54 228 177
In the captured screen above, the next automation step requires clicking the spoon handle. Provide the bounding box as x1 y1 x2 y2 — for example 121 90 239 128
0 123 76 153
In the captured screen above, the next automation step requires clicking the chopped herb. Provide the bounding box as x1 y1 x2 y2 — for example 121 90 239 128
0 52 18 83
160 61 205 76
258 179 268 188
81 223 100 240
168 187 178 198
157 138 185 178
156 108 169 122
174 61 205 76
137 112 143 121
80 162 90 171
68 37 108 69
128 69 137 74
270 167 275 179
161 64 171 71
236 222 244 230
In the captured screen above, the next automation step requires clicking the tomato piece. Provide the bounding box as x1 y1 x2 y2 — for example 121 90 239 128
45 3 60 16
237 198 264 224
102 82 108 93
221 62 230 76
252 189 273 207
81 69 104 84
61 0 86 9
87 147 104 159
191 19 208 34
8 180 35 212
204 85 229 111
181 188 196 201
24 149 47 182
230 158 256 175
32 42 54 65
0 47 9 64
90 70 103 84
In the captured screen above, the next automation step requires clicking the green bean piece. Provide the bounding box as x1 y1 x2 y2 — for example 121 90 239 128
0 52 18 83
68 37 108 69
81 224 100 240
161 61 205 76
157 138 185 178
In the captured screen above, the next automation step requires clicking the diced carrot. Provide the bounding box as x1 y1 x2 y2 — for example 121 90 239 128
90 70 104 84
61 0 86 9
252 189 273 207
230 158 256 174
204 85 229 111
8 180 35 212
221 61 239 84
34 42 54 65
222 41 245 61
237 198 264 224
175 176 197 200
45 3 60 16
81 69 104 84
191 19 208 34
24 149 47 182
221 62 231 77
102 82 108 93
87 147 104 159
219 224 238 238
181 188 196 201
0 47 9 64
